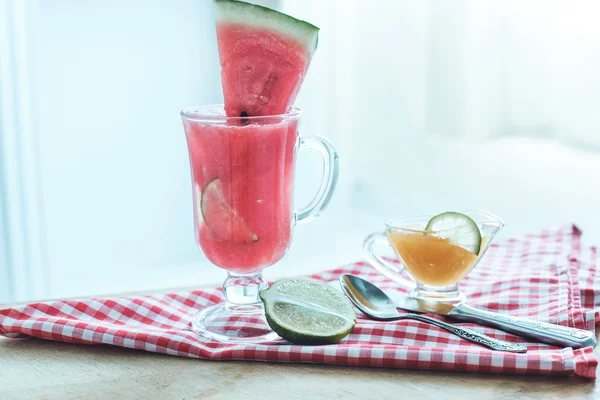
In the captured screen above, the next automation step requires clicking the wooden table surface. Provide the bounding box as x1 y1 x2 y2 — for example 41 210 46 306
1 289 599 400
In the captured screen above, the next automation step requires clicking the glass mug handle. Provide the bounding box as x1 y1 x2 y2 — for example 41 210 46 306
363 232 415 289
294 135 339 225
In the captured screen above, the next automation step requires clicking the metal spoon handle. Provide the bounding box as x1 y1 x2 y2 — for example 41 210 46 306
450 305 596 349
407 314 527 353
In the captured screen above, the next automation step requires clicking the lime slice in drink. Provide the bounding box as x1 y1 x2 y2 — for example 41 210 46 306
200 178 259 243
425 212 482 255
260 278 357 345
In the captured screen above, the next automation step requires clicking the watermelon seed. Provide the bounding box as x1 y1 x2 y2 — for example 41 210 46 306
240 111 249 125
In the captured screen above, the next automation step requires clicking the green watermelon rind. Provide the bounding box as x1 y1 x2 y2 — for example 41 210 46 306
214 0 319 54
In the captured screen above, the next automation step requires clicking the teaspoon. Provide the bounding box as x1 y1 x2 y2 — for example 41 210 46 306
339 274 527 353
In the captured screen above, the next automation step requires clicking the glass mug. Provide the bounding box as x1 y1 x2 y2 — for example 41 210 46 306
181 105 339 343
363 210 504 305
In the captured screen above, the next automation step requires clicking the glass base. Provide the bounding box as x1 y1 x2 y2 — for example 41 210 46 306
191 272 279 343
192 302 279 343
410 283 466 306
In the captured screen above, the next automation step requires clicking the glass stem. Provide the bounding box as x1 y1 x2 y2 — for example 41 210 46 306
414 282 461 296
223 271 267 311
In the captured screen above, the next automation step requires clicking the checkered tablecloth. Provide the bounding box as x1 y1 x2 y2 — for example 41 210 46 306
1 225 598 378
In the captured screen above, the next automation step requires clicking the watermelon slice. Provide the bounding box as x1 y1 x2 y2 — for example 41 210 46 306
214 0 319 117
200 178 259 243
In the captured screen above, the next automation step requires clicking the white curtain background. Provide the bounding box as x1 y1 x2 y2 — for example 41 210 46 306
1 0 599 302
283 0 600 247
0 0 223 302
284 0 600 147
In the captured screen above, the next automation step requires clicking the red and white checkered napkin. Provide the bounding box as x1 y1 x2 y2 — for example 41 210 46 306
1 225 598 378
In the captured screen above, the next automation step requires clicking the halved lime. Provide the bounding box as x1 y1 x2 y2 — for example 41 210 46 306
200 178 259 243
425 212 482 255
260 278 357 345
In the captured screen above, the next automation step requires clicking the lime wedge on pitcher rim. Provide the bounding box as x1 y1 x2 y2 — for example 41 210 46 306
425 211 482 255
260 278 356 345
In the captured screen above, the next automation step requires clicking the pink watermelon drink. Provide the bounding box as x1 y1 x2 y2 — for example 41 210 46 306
183 109 299 274
214 0 319 117
182 1 338 344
